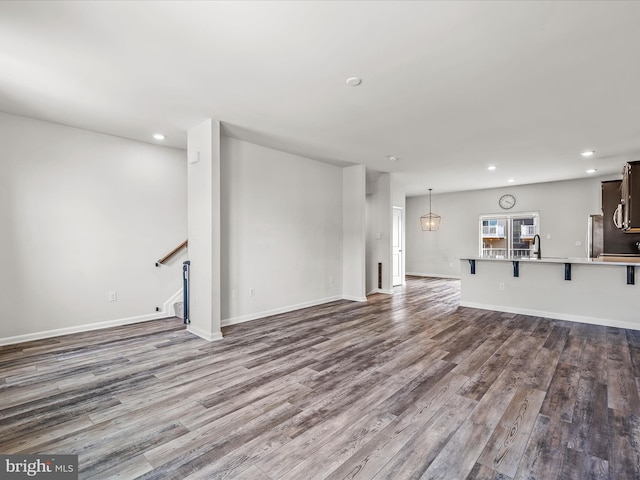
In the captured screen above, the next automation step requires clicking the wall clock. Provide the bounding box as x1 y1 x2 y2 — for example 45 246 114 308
499 194 516 210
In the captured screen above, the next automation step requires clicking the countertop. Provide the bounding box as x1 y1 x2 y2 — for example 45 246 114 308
461 256 640 266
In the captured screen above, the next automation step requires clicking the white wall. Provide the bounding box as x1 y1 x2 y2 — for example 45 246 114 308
392 176 406 210
220 137 343 325
342 165 366 301
186 119 222 341
0 112 187 342
406 177 610 278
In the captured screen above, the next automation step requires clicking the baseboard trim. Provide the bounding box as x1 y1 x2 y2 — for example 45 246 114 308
367 289 394 295
186 325 224 342
459 301 640 331
0 312 171 346
407 272 461 280
342 295 367 302
221 295 344 327
0 289 184 346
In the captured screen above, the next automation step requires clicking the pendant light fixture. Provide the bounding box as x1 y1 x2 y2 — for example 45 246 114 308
420 188 441 231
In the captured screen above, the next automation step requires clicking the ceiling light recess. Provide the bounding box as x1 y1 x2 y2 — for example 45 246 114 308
581 150 595 157
346 76 362 87
387 155 398 162
586 168 597 174
508 178 515 183
488 165 497 171
153 133 166 141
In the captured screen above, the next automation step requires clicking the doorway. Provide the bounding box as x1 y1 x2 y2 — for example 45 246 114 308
392 207 403 286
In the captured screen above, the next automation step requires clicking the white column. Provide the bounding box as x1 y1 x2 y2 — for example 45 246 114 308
366 173 393 294
342 165 367 301
186 119 222 341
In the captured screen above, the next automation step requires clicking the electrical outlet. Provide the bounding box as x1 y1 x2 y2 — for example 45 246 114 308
155 307 160 312
232 290 238 299
329 276 334 285
499 283 505 291
249 288 255 296
108 291 117 302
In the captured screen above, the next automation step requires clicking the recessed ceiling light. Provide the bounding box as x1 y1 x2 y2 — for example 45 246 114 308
153 133 166 141
346 76 362 86
387 155 398 162
581 150 595 157
488 165 497 171
508 178 515 183
586 168 597 174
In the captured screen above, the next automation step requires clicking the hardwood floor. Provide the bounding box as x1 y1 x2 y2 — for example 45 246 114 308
1 276 639 479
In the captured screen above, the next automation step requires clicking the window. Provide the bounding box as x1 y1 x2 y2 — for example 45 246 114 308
479 212 539 259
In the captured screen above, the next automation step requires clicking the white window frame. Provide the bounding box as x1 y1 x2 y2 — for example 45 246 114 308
479 211 540 259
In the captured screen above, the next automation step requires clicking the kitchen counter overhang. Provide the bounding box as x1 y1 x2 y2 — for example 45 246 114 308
464 255 640 266
459 256 640 331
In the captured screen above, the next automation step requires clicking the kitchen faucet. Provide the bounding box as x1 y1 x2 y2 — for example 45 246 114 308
533 234 541 259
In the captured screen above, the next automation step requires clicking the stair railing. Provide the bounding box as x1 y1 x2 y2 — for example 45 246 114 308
155 240 188 267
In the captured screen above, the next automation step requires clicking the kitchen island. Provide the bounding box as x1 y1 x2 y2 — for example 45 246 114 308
460 256 640 331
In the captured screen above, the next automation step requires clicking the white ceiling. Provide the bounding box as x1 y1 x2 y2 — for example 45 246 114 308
2 1 640 195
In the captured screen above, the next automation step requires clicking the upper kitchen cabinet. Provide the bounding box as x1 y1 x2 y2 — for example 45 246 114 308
621 160 640 233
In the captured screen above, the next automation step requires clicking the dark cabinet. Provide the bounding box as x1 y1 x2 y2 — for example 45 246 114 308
603 180 640 254
621 160 640 233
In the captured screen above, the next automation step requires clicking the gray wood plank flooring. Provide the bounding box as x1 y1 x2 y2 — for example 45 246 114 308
1 276 639 479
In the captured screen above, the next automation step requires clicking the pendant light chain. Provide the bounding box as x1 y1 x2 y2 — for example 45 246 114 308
429 188 432 215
